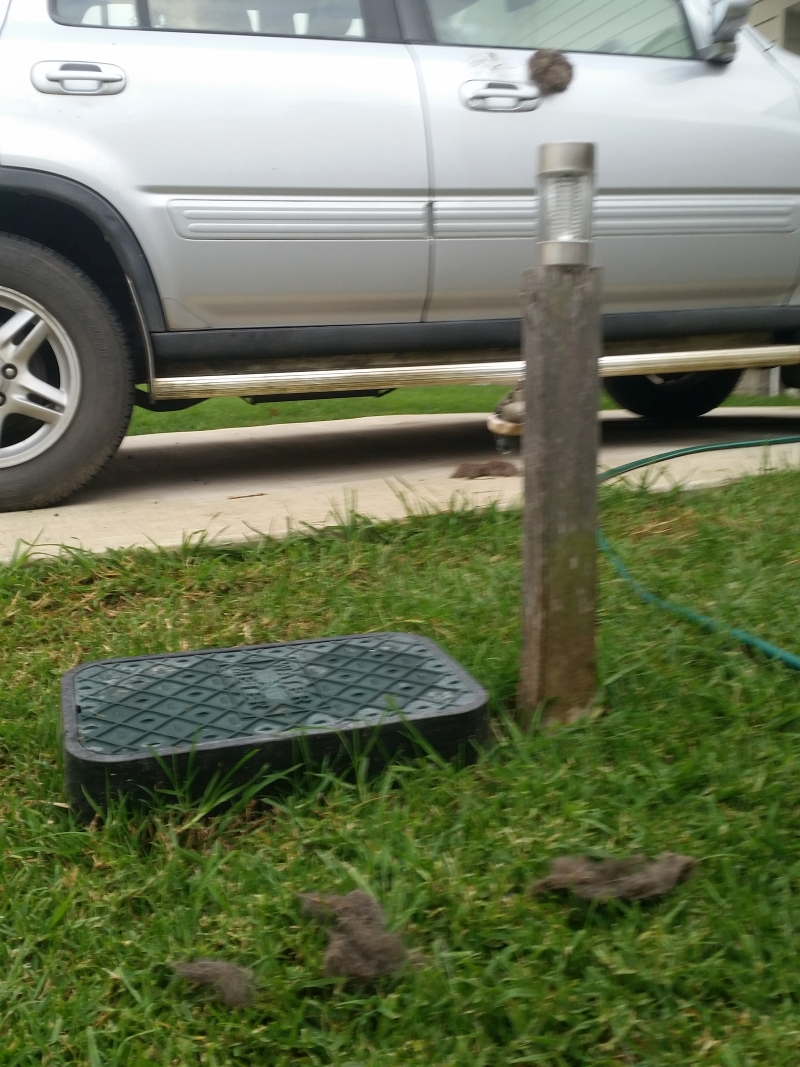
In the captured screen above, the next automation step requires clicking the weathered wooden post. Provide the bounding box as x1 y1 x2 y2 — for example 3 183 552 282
518 143 601 729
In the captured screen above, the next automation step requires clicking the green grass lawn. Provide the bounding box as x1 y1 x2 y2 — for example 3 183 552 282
721 393 800 407
128 386 800 437
4 472 800 1064
127 386 513 436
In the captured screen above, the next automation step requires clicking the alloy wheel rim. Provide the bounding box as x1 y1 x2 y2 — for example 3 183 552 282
0 287 81 469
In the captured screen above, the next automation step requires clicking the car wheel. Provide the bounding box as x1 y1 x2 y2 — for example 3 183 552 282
603 369 742 421
0 235 133 512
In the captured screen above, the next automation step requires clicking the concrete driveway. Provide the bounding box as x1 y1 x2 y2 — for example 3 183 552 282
2 406 800 561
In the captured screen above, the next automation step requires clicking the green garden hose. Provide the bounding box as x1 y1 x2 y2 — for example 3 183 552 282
598 434 800 671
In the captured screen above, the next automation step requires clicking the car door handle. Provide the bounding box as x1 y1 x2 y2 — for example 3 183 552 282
31 62 126 96
459 80 541 112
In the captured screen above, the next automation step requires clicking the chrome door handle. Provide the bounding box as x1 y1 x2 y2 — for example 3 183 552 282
459 80 541 112
31 62 126 96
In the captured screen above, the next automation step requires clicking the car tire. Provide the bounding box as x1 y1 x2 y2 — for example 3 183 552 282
603 369 742 421
0 234 133 512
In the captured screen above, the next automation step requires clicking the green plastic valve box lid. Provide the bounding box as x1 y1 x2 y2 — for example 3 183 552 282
60 631 488 819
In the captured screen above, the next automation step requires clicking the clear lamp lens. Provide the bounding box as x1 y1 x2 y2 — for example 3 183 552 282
539 173 593 244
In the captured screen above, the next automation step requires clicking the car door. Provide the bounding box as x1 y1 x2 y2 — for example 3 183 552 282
406 0 800 321
0 0 430 329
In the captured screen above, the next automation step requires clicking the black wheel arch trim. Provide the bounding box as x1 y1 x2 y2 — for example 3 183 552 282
152 305 800 364
0 165 166 332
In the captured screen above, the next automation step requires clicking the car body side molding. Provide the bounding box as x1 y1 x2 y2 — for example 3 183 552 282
1 168 794 363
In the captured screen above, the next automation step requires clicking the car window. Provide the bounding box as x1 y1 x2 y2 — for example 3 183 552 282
424 0 695 58
51 0 366 38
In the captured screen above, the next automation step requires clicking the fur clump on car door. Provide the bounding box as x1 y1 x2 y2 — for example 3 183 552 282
528 49 574 94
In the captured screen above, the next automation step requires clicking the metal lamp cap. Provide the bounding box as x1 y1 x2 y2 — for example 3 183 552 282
539 240 591 267
538 142 595 177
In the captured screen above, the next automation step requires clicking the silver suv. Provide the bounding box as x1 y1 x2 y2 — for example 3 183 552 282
1 0 800 510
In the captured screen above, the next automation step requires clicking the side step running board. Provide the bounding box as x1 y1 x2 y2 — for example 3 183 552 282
151 344 800 400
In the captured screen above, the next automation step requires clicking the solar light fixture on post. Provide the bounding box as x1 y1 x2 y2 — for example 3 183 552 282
518 142 601 729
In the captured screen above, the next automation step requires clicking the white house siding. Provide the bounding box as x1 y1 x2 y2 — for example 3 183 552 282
749 0 800 49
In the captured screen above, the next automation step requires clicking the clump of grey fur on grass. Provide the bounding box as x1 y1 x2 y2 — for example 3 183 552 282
171 959 255 1008
532 852 696 901
300 889 410 980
